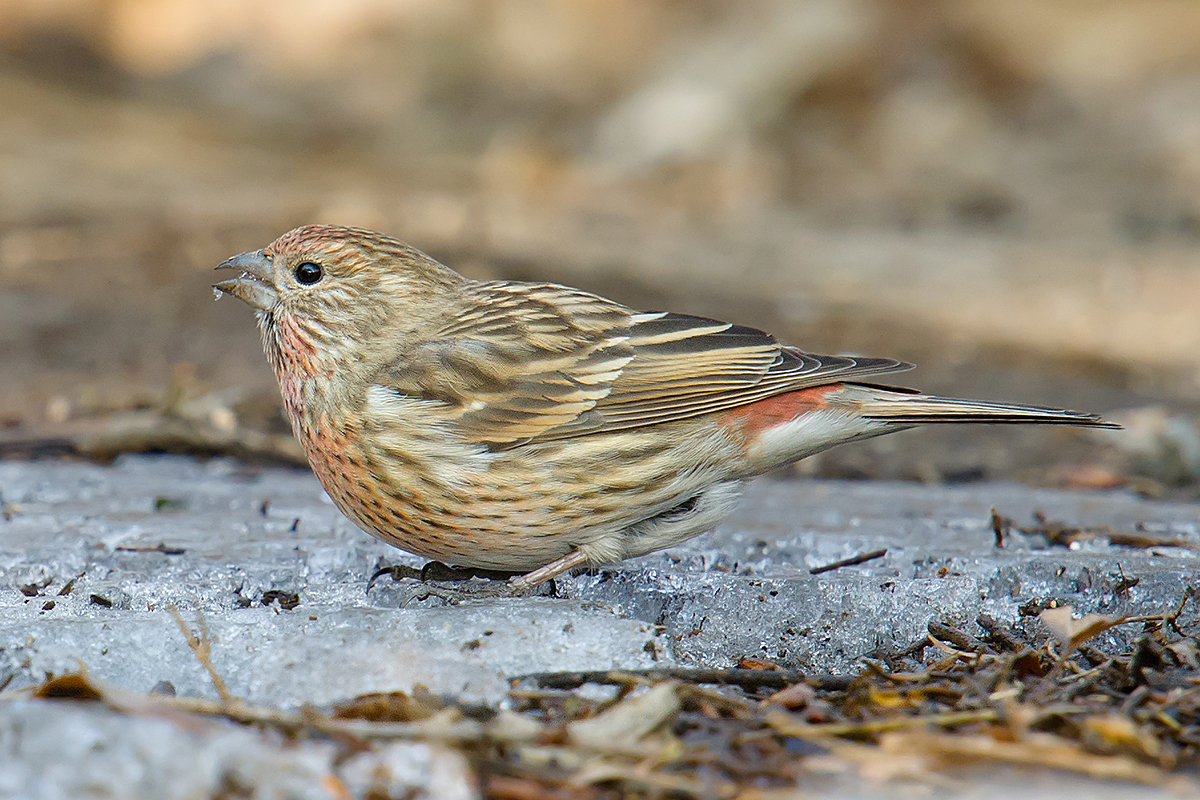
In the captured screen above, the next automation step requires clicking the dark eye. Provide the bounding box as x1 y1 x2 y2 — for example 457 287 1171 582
294 261 322 285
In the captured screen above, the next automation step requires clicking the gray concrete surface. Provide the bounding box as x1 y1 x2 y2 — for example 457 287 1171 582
1 455 1197 798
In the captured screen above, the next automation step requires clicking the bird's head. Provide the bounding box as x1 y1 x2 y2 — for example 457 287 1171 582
215 224 461 376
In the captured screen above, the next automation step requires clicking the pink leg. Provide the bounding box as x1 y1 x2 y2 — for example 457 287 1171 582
508 549 589 593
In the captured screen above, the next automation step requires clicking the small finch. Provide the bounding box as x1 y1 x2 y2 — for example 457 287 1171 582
215 225 1117 592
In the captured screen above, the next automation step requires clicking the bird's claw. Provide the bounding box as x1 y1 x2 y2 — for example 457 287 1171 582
366 563 423 592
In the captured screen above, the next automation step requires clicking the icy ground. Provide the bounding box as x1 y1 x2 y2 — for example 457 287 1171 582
0 455 1196 798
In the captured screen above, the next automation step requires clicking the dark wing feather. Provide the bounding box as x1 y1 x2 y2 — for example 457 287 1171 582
375 283 913 446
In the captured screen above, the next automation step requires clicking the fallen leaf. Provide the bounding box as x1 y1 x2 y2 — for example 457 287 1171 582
567 683 680 752
736 656 780 671
764 682 815 709
1080 713 1164 764
33 673 105 701
1039 605 1124 655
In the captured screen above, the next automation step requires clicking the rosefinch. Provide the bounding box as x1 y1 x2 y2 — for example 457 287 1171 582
215 225 1117 592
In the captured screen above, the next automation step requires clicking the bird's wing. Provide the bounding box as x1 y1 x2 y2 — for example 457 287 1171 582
376 282 912 447
375 282 636 445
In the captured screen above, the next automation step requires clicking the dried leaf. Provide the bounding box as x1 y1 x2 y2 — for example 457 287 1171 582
869 689 918 709
488 710 546 744
1166 639 1200 669
736 656 780 671
34 673 105 701
764 681 814 709
1080 713 1163 763
570 757 726 796
878 729 1169 785
567 683 680 752
332 689 441 722
1039 605 1124 654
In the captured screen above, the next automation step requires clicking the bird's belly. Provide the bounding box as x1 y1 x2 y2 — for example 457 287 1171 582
297 418 744 571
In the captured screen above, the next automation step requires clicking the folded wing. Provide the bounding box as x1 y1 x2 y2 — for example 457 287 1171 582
374 282 913 447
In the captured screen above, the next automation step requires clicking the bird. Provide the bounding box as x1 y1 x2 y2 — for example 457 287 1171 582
215 224 1118 594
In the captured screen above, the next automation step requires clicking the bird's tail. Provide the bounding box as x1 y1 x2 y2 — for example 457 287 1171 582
856 392 1120 429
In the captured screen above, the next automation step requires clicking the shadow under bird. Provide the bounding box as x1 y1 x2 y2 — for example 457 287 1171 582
215 225 1118 594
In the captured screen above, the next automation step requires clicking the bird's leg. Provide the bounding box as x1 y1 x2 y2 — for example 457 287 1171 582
506 549 589 594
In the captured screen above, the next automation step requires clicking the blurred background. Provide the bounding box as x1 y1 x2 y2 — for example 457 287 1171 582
2 0 1199 492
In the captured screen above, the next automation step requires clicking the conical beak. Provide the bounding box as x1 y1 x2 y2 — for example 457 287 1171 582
214 250 279 310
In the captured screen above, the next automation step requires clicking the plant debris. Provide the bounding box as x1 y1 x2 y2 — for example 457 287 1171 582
992 509 1200 551
8 595 1199 798
809 547 888 575
115 541 186 555
259 590 301 611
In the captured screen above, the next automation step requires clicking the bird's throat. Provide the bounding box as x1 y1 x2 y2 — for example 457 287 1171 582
258 310 347 438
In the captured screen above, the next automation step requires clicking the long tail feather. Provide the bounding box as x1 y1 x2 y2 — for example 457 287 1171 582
858 394 1120 429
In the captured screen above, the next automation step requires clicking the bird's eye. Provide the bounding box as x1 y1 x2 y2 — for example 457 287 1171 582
294 262 323 285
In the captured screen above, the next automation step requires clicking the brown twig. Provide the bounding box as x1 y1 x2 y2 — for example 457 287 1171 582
990 506 1009 548
809 548 888 575
927 621 990 654
167 604 233 705
116 542 186 555
769 708 1000 737
975 614 1027 653
517 667 853 692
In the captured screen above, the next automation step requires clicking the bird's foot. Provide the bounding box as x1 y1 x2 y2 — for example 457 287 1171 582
367 550 591 606
419 561 519 582
406 579 555 605
366 561 556 606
